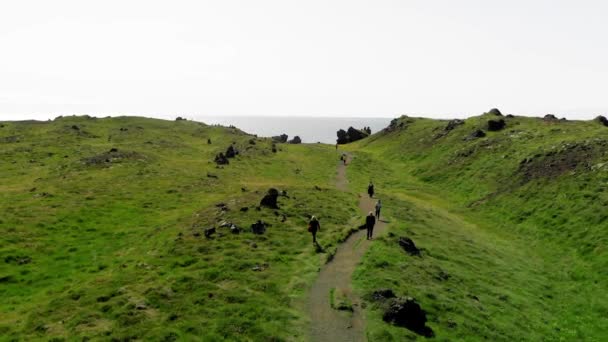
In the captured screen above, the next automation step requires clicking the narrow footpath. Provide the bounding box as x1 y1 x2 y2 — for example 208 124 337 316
307 154 388 342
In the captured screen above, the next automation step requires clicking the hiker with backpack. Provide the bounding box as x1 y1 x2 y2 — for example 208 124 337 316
365 211 376 240
308 215 321 244
375 199 382 220
367 182 374 198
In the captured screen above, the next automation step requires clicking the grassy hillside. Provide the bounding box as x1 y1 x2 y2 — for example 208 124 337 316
346 112 608 340
2 112 607 341
0 116 358 341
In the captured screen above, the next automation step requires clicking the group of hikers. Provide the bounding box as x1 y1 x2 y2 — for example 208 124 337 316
308 179 382 243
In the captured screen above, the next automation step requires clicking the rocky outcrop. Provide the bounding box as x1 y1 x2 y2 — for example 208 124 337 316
445 119 464 131
251 220 267 234
464 129 486 141
336 127 370 144
225 145 238 158
272 134 288 143
488 108 502 116
543 114 559 122
398 237 420 256
288 136 302 144
487 119 506 131
260 188 280 209
214 153 229 165
383 297 434 337
594 115 608 127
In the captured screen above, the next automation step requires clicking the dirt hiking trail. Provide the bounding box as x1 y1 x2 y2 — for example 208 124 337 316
307 153 388 342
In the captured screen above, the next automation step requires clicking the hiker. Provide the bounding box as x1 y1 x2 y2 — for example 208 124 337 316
342 154 347 165
365 211 376 240
375 199 382 220
308 215 321 243
367 182 374 198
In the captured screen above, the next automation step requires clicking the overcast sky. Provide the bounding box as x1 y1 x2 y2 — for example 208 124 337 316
1 0 607 121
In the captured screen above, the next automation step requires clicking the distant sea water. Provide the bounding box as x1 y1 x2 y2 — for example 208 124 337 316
194 116 394 144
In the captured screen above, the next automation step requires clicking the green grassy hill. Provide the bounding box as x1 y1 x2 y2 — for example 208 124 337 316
0 116 358 341
1 113 607 341
346 111 608 340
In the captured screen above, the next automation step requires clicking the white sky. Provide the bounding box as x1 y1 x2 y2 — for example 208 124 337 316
0 0 607 121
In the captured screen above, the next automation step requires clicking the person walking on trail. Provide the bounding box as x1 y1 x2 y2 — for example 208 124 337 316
365 211 376 240
375 199 382 220
342 153 347 165
367 182 374 198
308 215 321 244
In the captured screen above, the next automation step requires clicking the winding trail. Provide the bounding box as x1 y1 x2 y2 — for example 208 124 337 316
307 154 388 342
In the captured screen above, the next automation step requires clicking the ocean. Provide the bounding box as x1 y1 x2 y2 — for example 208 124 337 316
194 116 393 144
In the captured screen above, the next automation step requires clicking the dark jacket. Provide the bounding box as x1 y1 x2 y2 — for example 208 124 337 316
309 219 320 232
365 215 376 228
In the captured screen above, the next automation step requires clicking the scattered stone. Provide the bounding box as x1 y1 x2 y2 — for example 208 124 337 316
225 145 238 158
383 297 434 337
271 144 278 153
214 153 229 165
204 227 216 238
207 172 218 179
135 303 147 310
241 187 248 192
594 115 608 127
288 136 302 144
487 119 506 131
248 139 256 145
464 129 486 141
251 220 267 234
240 207 249 212
175 117 186 121
398 237 420 256
260 188 280 209
434 270 451 281
272 134 288 143
230 224 240 234
445 119 464 131
488 108 502 116
207 138 212 144
4 255 32 265
371 289 396 301
252 263 269 271
506 114 515 118
83 149 145 166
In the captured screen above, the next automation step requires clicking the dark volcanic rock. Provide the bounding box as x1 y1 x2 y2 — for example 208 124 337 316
272 134 288 143
445 119 464 131
214 153 229 165
398 237 420 256
371 289 396 301
488 108 502 116
251 220 267 234
288 136 302 144
260 188 280 209
225 145 238 158
506 114 515 118
464 129 486 141
336 127 370 144
383 297 433 337
204 227 216 238
487 119 506 131
543 114 559 122
595 115 608 127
